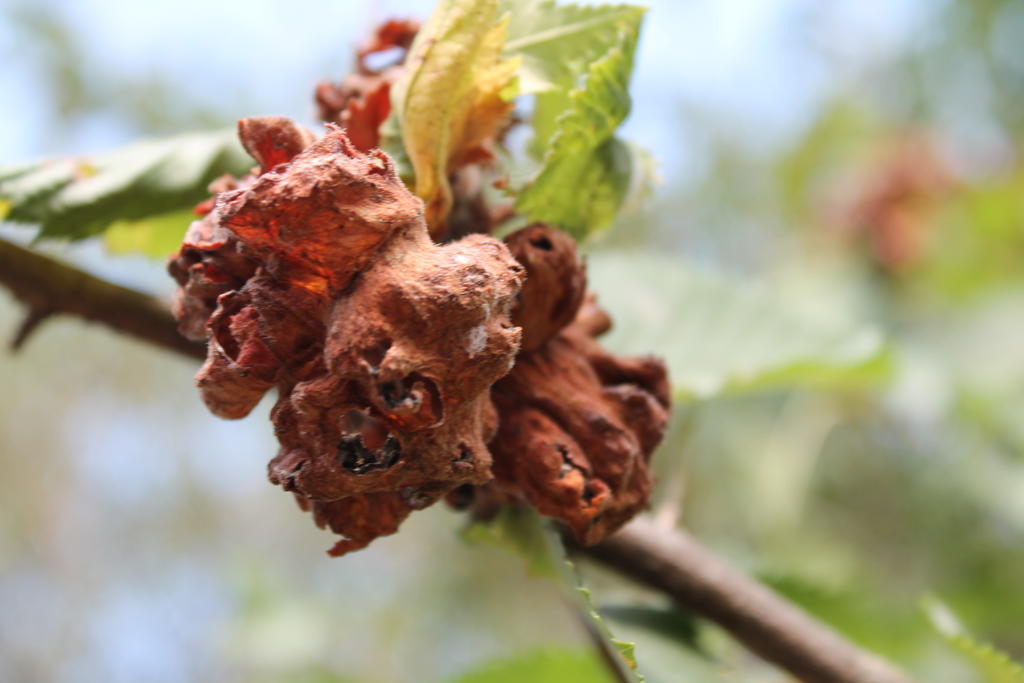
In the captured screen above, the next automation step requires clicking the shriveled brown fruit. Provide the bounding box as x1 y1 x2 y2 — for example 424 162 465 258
505 224 586 352
317 78 393 153
197 274 327 419
167 211 255 342
355 18 420 70
238 116 318 172
296 491 415 557
171 115 526 554
488 224 671 545
171 118 332 419
218 131 420 295
171 109 669 554
167 116 319 342
315 19 420 152
267 229 524 504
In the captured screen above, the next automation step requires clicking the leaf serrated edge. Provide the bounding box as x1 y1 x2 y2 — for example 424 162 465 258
922 596 1024 683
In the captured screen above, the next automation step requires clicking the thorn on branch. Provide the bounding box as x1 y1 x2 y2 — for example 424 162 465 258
10 307 53 351
0 237 206 360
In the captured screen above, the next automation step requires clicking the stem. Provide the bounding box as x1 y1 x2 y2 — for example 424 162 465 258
581 516 916 683
0 238 915 683
0 237 204 359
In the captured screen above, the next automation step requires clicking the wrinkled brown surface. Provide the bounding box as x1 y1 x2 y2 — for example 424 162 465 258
297 491 414 558
268 230 522 502
489 225 671 545
238 116 318 172
167 207 255 342
505 224 586 352
171 116 525 554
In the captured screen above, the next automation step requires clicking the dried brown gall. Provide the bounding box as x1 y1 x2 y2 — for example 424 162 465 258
170 111 671 554
172 117 527 554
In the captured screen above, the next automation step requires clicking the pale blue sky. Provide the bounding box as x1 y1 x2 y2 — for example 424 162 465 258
1 0 934 186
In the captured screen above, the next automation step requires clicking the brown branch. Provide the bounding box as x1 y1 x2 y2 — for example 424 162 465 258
583 515 916 683
11 306 53 350
0 237 913 682
0 237 204 359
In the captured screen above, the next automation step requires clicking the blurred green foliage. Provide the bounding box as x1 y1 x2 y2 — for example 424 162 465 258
923 596 1024 683
449 649 615 683
1 0 1023 681
0 130 250 241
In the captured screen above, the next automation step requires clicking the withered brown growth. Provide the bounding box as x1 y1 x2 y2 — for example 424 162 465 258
171 116 525 554
315 19 419 152
489 225 671 545
168 25 670 556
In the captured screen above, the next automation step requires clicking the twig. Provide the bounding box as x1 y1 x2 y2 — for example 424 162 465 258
0 237 204 359
11 306 53 350
0 238 914 683
582 515 916 683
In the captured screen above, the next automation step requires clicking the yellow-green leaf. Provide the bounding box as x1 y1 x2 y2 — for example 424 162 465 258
392 0 519 233
502 0 645 95
103 208 196 259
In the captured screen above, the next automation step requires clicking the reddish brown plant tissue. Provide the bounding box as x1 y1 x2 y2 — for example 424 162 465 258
315 19 419 153
488 226 670 545
171 116 525 555
169 44 670 556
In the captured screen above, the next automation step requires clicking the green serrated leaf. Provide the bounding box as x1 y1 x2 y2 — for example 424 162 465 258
922 596 1024 683
514 13 643 238
612 640 637 670
0 129 251 242
573 572 645 681
587 251 889 399
529 135 634 239
462 507 643 681
600 603 725 681
599 605 702 653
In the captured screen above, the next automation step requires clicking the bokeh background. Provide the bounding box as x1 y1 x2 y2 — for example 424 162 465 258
2 0 1023 681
